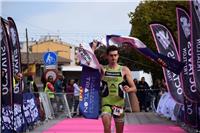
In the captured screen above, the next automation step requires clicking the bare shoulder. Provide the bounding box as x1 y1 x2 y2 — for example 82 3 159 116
122 66 131 73
121 66 132 78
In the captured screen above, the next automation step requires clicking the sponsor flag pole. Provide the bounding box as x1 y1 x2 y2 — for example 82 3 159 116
1 17 14 132
176 7 199 128
190 1 200 130
150 23 184 105
77 43 101 119
7 17 25 132
190 0 200 93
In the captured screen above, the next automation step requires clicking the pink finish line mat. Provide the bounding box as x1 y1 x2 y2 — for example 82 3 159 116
43 118 186 133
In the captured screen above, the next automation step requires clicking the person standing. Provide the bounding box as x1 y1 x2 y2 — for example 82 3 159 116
14 72 23 88
100 45 137 133
133 79 139 88
152 79 162 109
44 76 57 117
54 74 65 112
66 79 74 111
73 79 80 117
138 77 150 112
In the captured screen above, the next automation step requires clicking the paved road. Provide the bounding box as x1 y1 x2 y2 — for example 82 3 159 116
125 112 175 125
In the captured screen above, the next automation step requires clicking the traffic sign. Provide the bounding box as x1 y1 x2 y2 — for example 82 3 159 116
44 69 58 83
43 51 57 66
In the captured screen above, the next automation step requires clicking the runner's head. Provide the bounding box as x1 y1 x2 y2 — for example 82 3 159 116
106 45 119 65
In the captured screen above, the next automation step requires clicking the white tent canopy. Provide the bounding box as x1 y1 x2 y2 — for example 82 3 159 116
61 65 82 72
132 70 153 86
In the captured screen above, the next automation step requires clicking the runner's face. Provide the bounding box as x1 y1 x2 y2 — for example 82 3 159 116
107 50 119 64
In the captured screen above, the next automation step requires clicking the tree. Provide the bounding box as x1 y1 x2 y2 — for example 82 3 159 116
128 1 188 79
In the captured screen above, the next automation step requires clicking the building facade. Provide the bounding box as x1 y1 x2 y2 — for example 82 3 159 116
20 35 77 87
30 36 71 61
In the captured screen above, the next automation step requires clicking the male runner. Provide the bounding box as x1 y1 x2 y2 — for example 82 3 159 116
100 45 137 133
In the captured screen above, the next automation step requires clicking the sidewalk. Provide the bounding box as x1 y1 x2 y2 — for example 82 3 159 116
29 115 67 133
125 112 175 125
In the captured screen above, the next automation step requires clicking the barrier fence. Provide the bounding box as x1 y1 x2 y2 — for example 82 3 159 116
37 92 73 120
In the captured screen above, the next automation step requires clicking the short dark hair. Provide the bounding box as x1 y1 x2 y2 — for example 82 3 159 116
74 79 79 83
106 45 119 55
48 76 53 81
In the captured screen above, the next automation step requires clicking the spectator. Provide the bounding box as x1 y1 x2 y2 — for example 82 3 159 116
73 79 80 117
66 79 74 111
152 79 162 109
138 77 150 112
25 75 34 92
44 75 57 117
14 72 25 92
54 74 65 112
41 73 46 91
54 74 64 94
160 78 168 95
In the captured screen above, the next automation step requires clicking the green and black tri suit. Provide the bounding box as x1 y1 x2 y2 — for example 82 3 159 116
100 65 125 117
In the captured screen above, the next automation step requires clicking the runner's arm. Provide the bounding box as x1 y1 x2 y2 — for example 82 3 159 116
122 66 137 93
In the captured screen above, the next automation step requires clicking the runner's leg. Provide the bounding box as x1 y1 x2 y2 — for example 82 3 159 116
101 106 112 133
102 114 112 133
114 113 124 133
115 118 124 133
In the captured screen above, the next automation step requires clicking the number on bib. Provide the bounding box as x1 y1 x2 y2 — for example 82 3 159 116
112 106 123 116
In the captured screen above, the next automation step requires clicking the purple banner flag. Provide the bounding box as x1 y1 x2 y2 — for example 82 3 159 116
1 17 14 132
177 7 199 128
150 23 184 105
190 0 200 91
7 17 25 132
79 66 101 119
8 17 22 101
106 35 184 75
77 44 101 119
176 7 200 102
184 98 198 127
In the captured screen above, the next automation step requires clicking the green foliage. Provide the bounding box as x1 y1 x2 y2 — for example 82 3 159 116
128 0 189 79
95 1 189 80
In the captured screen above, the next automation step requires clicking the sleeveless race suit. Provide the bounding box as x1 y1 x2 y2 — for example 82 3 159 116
101 65 125 118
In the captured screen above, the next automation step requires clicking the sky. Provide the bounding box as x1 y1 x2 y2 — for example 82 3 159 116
1 0 141 45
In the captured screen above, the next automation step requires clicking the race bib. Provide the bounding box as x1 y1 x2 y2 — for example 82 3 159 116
112 106 123 116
